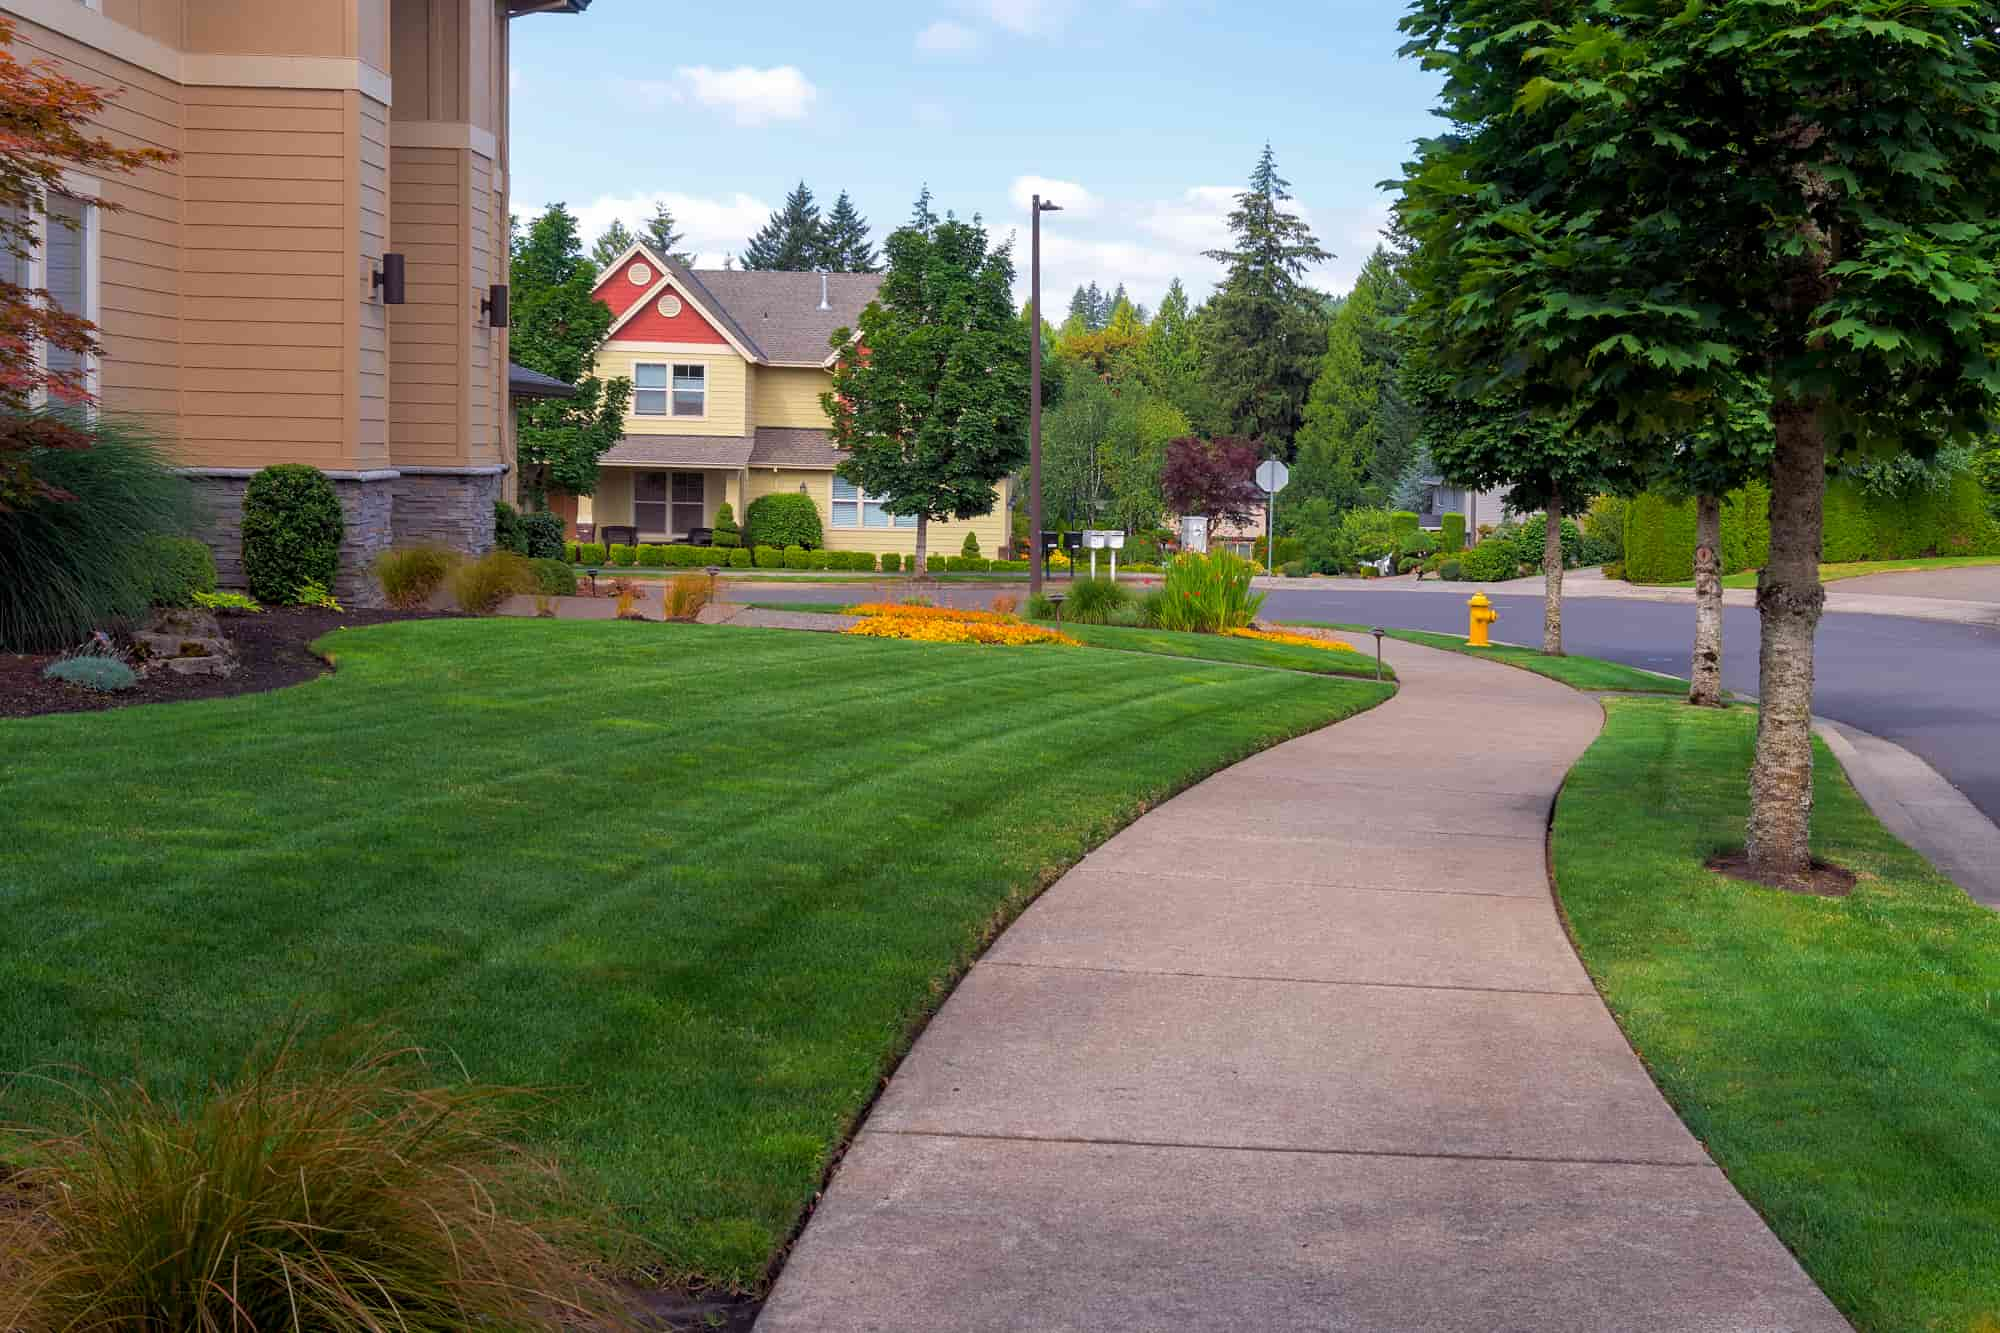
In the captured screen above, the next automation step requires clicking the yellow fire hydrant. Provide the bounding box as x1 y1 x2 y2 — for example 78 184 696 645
1467 591 1498 648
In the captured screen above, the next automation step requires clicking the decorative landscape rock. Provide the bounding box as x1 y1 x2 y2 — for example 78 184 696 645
132 607 237 677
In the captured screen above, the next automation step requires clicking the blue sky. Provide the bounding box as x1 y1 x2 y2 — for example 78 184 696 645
508 2 1442 308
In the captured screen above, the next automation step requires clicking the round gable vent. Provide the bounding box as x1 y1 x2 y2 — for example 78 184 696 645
658 293 684 318
627 263 652 286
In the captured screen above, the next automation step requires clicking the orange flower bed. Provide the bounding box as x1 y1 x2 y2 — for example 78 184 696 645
849 602 1012 625
1224 627 1359 653
845 613 1077 646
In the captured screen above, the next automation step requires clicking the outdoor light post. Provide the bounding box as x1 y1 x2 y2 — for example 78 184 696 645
1028 193 1062 598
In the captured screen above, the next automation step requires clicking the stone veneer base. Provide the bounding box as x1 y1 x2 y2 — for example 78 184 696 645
184 467 503 610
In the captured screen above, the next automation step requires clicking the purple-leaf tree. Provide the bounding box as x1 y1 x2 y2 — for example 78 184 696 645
1162 435 1263 545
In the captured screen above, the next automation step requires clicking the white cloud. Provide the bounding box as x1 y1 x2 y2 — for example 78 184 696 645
963 0 1073 36
617 66 818 128
915 20 981 53
1008 175 1101 219
570 191 775 268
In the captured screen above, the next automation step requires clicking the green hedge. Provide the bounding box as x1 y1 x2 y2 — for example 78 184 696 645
576 542 607 566
1459 538 1518 582
1439 513 1466 552
143 536 218 607
638 543 669 568
880 552 901 573
1624 475 1992 582
753 545 782 569
1390 510 1419 536
729 547 752 568
745 493 823 550
241 464 343 604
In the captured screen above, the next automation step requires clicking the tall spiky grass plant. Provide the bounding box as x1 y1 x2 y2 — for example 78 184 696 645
0 410 196 651
1154 549 1265 634
0 1029 619 1331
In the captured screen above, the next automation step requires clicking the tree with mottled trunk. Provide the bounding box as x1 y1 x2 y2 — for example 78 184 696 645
1541 492 1565 655
1688 493 1725 707
1394 0 2000 887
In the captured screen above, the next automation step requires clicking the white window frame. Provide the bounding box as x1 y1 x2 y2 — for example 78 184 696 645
831 474 916 530
631 361 669 417
11 179 101 409
670 362 707 419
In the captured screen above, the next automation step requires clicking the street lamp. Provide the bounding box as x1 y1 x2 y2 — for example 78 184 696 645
1028 193 1062 598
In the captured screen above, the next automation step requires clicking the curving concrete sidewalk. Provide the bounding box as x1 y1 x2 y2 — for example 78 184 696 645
756 640 1848 1333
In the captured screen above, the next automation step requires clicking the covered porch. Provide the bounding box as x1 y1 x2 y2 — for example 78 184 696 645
579 465 748 545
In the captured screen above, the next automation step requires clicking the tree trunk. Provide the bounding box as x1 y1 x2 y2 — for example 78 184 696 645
912 513 929 579
1747 399 1827 882
1542 492 1564 656
1688 492 1725 707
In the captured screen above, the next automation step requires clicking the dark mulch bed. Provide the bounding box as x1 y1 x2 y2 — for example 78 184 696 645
0 607 453 720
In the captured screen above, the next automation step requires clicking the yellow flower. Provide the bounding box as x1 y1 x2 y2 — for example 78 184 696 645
1224 627 1359 653
845 611 1076 646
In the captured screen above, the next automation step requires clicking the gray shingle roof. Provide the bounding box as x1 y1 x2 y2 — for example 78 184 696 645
600 434 755 468
507 362 576 399
683 268 883 365
749 427 843 469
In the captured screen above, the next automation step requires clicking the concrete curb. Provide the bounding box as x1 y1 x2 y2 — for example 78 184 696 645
1814 717 2000 908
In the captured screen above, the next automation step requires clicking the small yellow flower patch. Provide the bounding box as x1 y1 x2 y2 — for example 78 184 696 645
1224 627 1360 653
845 613 1077 646
849 602 1014 625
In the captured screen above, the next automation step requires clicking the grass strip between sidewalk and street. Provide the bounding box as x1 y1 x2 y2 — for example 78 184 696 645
1552 698 2000 1333
1631 553 2000 590
1291 622 1685 694
0 618 1390 1292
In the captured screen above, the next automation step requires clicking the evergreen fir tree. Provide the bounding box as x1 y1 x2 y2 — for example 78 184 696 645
642 204 689 265
1140 278 1204 421
1199 143 1332 451
590 219 636 270
909 184 938 232
820 190 877 272
1083 281 1108 331
1066 285 1093 327
742 181 825 270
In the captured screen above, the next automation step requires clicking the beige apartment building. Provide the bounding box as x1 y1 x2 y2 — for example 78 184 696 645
2 0 590 600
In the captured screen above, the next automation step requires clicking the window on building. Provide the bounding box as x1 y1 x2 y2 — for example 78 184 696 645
672 471 704 532
634 471 667 532
4 193 97 402
672 363 705 417
831 475 916 529
633 363 668 416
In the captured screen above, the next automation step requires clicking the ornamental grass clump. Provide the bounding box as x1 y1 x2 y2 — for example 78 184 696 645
662 573 709 620
449 551 536 614
372 545 460 609
1154 550 1264 634
1062 577 1131 625
0 1029 617 1331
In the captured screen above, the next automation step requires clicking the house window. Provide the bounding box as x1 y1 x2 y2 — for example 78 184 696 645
633 363 668 416
672 364 706 417
634 471 666 532
672 471 704 532
831 475 915 529
4 192 98 403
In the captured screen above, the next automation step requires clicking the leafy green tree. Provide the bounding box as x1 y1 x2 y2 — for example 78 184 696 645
1103 396 1187 534
509 204 632 507
1200 144 1332 451
823 211 1029 574
742 181 824 271
1140 278 1203 416
822 190 877 272
1395 0 2000 881
589 219 635 270
1041 373 1113 531
1291 263 1386 515
641 204 689 265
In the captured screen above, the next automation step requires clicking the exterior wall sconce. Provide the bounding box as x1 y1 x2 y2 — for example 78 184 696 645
373 253 405 304
481 283 509 328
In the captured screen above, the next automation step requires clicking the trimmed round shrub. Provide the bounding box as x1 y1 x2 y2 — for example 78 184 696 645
1438 558 1465 581
564 541 581 564
637 544 669 568
492 501 526 555
43 655 137 692
372 545 459 609
925 554 946 573
711 500 742 548
241 464 344 605
960 531 981 558
1282 560 1306 577
745 492 823 550
728 546 753 568
753 544 782 569
668 544 703 568
783 544 811 570
1459 538 1518 582
807 549 831 570
450 551 536 613
576 542 607 566
609 543 637 567
143 536 218 607
529 557 577 596
880 552 902 573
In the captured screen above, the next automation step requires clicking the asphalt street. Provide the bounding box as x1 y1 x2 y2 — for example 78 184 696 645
760 582 2000 827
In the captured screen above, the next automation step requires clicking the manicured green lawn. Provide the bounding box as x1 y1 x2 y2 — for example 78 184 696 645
1553 699 2000 1332
0 619 1388 1291
1634 553 2000 589
1295 622 1685 693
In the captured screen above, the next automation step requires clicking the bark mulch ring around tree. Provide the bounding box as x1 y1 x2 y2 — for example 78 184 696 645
1707 850 1859 899
0 607 455 720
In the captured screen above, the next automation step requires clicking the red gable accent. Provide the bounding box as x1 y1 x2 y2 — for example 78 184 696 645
594 255 664 319
615 284 729 345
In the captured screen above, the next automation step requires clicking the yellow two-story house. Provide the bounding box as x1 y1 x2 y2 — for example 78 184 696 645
576 243 1010 560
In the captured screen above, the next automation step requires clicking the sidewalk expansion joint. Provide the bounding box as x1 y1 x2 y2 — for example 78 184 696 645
865 1127 1715 1171
978 959 1593 998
